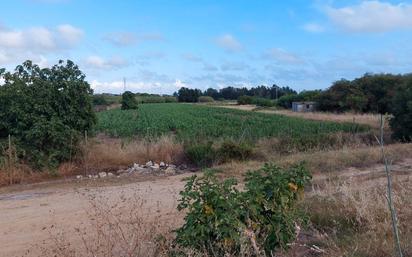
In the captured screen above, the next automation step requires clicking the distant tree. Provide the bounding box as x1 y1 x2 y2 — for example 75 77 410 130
121 91 139 110
353 73 404 113
198 96 214 103
390 79 412 141
177 87 202 102
204 88 220 99
220 86 241 100
92 94 109 106
317 79 367 112
237 95 254 105
0 60 95 168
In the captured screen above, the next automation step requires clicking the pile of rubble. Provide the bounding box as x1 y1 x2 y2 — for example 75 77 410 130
76 161 190 180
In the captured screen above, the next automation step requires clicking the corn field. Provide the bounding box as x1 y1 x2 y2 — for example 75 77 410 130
96 103 366 141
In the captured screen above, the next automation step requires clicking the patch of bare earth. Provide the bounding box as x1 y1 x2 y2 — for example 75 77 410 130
0 144 411 256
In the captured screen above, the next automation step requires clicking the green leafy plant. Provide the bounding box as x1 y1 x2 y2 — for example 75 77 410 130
121 91 139 110
175 163 312 255
0 60 95 168
218 140 253 162
184 142 217 167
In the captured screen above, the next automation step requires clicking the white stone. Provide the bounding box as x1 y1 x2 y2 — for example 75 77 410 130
160 162 166 167
164 167 176 175
107 172 114 177
98 172 107 178
145 161 153 167
76 175 83 179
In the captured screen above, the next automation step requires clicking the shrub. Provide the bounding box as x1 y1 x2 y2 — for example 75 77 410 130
175 163 312 255
253 97 276 107
92 95 109 106
237 95 254 105
218 140 253 161
198 96 214 103
164 96 177 103
0 60 95 168
121 91 139 110
390 80 412 141
184 142 217 167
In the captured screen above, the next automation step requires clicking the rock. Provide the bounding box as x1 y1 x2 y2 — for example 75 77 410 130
150 163 160 170
178 164 187 170
116 169 128 174
160 162 166 167
134 166 149 173
93 175 99 179
164 166 177 175
168 164 176 169
145 161 153 167
98 172 107 178
107 172 114 177
88 175 93 179
76 175 83 179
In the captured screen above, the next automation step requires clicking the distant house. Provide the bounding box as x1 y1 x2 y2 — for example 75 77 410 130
292 101 317 112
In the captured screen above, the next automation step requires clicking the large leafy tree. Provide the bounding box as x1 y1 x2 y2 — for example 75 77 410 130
0 60 95 168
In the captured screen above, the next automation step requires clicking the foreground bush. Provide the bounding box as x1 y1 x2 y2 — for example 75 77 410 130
175 163 312 255
0 60 95 168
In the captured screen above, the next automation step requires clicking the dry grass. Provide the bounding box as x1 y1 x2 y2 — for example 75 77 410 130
81 135 185 173
0 135 184 187
306 174 412 257
218 143 412 178
216 104 387 129
270 110 387 129
40 189 181 257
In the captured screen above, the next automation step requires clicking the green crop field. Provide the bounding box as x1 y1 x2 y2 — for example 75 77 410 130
96 103 366 141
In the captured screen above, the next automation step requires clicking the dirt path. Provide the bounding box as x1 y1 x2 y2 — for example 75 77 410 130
1 158 411 257
0 174 191 257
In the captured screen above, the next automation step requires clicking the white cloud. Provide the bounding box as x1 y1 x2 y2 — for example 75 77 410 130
325 1 412 33
215 34 243 52
181 53 203 62
0 23 83 66
104 32 164 46
302 23 325 33
90 79 181 94
85 55 128 69
220 61 250 71
28 27 56 49
174 79 188 89
57 24 83 45
262 48 304 65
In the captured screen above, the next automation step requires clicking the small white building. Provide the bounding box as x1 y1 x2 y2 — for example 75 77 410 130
292 102 317 112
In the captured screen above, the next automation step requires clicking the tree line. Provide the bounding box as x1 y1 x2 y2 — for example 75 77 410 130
174 85 296 103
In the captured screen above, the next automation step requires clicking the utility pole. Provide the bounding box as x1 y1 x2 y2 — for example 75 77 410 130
123 77 126 93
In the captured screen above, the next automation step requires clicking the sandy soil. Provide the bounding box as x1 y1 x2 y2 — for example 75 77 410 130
1 159 411 257
0 173 191 257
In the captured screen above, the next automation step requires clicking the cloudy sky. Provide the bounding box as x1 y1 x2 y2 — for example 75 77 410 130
1 0 412 94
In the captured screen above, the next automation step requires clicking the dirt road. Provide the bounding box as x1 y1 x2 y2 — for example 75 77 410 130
1 158 411 257
0 174 191 257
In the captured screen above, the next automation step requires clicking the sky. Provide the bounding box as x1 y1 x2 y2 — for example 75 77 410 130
1 0 412 94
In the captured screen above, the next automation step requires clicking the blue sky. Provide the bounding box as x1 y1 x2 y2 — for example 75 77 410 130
1 0 412 94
